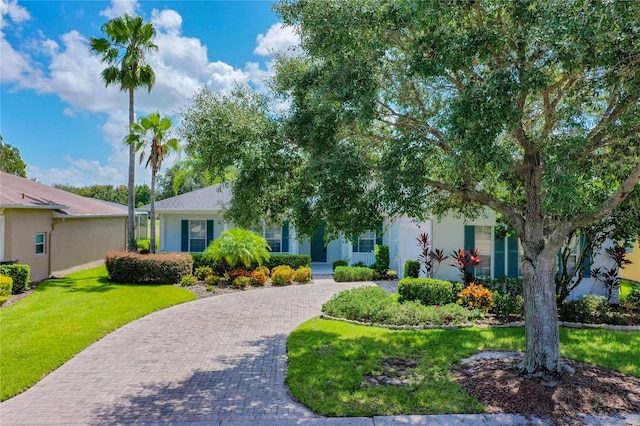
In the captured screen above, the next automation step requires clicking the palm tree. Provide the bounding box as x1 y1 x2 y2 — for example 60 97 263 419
125 112 180 253
89 15 158 252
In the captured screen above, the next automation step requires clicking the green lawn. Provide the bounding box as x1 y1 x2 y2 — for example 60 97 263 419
621 279 639 299
0 266 196 401
287 318 640 417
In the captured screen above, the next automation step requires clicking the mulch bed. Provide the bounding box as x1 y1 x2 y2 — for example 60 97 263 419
453 352 640 425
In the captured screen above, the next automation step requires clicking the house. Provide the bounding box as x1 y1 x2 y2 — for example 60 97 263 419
151 183 615 299
0 171 129 282
620 240 640 283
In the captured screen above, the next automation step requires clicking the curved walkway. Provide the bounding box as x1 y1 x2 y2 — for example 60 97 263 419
0 280 365 424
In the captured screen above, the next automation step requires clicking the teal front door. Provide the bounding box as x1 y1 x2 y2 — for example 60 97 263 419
311 222 327 262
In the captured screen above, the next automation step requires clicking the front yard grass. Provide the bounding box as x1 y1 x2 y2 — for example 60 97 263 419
287 318 640 417
0 266 196 401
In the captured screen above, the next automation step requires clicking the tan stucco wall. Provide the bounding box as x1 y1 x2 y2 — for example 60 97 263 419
50 216 126 272
620 240 640 283
2 209 52 282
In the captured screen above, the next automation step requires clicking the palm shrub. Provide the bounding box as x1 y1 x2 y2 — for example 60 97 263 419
205 228 270 269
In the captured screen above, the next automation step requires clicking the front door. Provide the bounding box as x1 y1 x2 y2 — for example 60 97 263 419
311 222 327 262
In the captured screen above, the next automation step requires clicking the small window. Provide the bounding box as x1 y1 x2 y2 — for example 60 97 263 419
36 233 46 255
251 223 284 253
189 220 206 253
354 231 376 253
475 226 492 277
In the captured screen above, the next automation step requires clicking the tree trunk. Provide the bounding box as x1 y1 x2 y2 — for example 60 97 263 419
127 88 136 252
150 171 156 254
520 251 562 373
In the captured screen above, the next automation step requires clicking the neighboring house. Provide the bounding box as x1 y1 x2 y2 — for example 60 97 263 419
150 183 616 299
0 171 128 282
621 240 640 283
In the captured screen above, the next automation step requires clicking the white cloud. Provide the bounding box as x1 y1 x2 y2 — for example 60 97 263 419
254 23 300 57
151 9 181 35
99 0 139 20
0 0 30 29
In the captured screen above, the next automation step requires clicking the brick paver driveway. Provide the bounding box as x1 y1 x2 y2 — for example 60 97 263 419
1 279 365 424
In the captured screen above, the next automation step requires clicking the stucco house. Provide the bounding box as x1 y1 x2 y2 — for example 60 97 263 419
148 183 616 299
0 171 129 282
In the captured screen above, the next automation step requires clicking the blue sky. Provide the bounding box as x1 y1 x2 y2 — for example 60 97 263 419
1 0 298 186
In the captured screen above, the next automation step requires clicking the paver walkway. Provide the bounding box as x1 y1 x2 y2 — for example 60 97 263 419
0 279 366 425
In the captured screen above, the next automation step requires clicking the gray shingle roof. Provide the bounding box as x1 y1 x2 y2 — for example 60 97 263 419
143 183 232 212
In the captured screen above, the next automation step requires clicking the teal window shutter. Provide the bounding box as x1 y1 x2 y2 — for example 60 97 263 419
580 235 591 278
282 221 290 253
494 237 506 278
206 220 214 247
376 221 383 246
464 225 475 251
507 236 520 277
181 220 189 252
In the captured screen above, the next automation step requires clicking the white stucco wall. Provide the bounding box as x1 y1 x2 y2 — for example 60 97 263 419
159 213 227 253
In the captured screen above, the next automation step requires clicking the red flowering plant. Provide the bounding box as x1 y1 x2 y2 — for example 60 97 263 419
416 233 449 278
451 248 481 286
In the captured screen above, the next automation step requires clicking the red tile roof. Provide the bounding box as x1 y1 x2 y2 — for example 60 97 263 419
0 171 127 217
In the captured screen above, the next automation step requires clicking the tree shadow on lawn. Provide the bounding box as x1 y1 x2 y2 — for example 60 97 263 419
39 275 169 294
90 334 318 424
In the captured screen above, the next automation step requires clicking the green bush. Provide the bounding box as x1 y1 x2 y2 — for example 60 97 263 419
0 264 30 294
271 265 295 286
398 277 454 306
628 288 640 305
322 286 483 326
205 228 270 269
558 294 609 323
232 276 250 289
180 274 197 286
191 253 228 275
205 274 222 286
105 251 193 284
490 292 524 320
333 266 374 282
374 244 390 272
477 276 524 297
332 260 349 271
0 274 12 304
403 260 420 279
194 266 213 280
266 254 312 270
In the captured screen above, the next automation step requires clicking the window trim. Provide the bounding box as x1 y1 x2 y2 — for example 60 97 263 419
353 231 376 253
35 232 46 255
188 219 207 253
252 223 285 253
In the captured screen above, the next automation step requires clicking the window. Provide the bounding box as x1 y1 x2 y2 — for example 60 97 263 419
475 226 492 277
189 220 207 253
36 233 46 255
251 223 286 253
354 231 376 253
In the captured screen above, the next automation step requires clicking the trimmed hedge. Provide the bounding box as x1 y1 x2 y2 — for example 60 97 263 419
404 260 420 278
334 266 374 282
398 277 454 306
105 251 193 284
332 260 349 271
0 264 30 294
266 254 311 270
0 274 12 304
191 253 228 275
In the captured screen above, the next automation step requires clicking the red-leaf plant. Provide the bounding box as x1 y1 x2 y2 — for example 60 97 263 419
451 248 481 286
590 245 632 303
416 233 449 278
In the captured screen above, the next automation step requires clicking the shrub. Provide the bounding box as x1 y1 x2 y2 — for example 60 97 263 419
206 284 216 293
272 265 295 286
228 269 252 280
0 264 30 294
457 283 494 312
491 292 524 320
205 228 270 269
558 294 610 324
194 266 213 280
385 270 398 280
627 288 640 305
254 265 270 277
477 276 524 297
333 266 374 282
0 274 12 304
205 274 222 286
322 286 483 326
180 274 198 286
374 244 390 272
398 277 454 306
191 253 228 275
232 276 250 289
294 266 312 283
105 251 193 284
250 270 269 286
404 260 420 279
266 254 312 270
332 260 349 271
